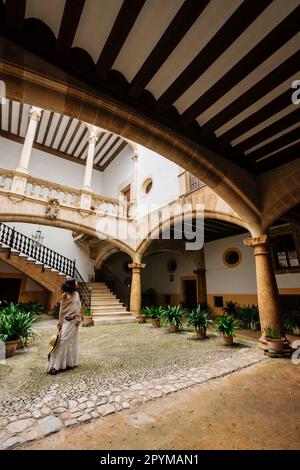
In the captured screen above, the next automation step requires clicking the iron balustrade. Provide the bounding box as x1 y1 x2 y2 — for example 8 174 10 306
0 223 91 311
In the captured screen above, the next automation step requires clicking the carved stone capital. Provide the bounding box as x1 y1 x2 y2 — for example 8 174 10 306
86 124 102 145
128 262 146 271
243 234 268 248
29 106 42 122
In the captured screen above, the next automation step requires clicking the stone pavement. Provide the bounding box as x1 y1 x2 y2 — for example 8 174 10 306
0 347 266 449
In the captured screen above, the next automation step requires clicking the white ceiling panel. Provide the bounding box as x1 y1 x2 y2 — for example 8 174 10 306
25 0 65 37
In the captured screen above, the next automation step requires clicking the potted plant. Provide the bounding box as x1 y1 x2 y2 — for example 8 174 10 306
82 309 93 326
284 313 300 335
142 306 164 328
222 300 239 318
264 325 285 355
161 305 187 333
136 311 147 324
239 304 260 330
0 306 35 357
187 305 212 339
215 314 240 346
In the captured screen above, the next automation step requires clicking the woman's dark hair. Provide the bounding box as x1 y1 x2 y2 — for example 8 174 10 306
61 279 76 294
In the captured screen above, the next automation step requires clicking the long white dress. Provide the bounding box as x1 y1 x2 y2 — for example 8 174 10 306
46 291 81 372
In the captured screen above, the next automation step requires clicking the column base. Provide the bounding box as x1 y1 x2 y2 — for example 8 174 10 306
258 334 291 356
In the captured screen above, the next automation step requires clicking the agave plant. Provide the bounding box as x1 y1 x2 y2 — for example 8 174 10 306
161 305 187 332
284 312 300 333
222 300 239 318
264 325 282 339
141 306 164 319
18 301 44 316
0 308 36 345
188 305 212 338
215 315 240 337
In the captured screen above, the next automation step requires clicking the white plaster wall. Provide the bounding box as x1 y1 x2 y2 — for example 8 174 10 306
101 146 132 198
4 222 94 281
0 136 102 193
142 252 196 294
204 233 257 295
276 272 300 289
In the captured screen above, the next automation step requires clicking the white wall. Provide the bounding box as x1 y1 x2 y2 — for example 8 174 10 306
0 136 102 193
101 146 132 198
204 233 257 295
276 272 300 289
142 252 196 294
4 223 94 281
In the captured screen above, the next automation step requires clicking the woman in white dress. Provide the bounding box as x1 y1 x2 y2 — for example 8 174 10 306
46 279 82 374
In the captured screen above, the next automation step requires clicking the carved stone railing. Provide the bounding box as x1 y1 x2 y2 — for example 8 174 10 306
0 167 128 218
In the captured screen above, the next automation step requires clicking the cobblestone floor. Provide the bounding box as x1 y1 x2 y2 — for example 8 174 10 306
0 323 265 449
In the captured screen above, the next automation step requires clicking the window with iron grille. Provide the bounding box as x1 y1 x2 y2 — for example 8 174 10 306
271 234 299 270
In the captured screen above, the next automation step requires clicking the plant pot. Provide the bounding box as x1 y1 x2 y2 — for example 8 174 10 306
195 327 206 339
250 321 260 331
221 334 233 346
266 337 285 355
293 326 300 336
83 316 93 326
16 339 23 349
151 318 160 328
136 315 146 324
169 324 178 333
5 340 19 358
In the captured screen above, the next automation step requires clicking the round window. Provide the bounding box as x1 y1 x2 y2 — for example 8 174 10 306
142 178 153 195
223 248 241 268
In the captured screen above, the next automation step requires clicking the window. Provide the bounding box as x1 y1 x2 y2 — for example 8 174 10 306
272 234 299 270
223 248 241 268
214 296 223 308
142 178 153 195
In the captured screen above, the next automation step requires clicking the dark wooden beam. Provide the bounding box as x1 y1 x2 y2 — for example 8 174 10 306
101 141 128 170
49 114 64 148
249 127 300 161
17 102 23 136
0 129 100 170
201 50 300 135
97 137 121 165
256 142 300 172
71 126 88 156
94 134 113 159
220 90 292 145
42 112 54 146
181 8 300 125
4 0 26 39
95 0 146 80
56 0 86 59
235 108 300 153
156 0 272 113
57 117 73 151
129 0 210 98
64 119 82 154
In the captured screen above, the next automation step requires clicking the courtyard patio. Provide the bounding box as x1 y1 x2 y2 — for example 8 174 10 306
0 321 266 449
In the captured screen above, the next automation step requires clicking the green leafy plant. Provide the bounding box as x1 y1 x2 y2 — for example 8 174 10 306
18 301 44 316
161 305 187 331
83 309 92 317
141 306 164 319
0 307 35 344
264 325 282 339
222 300 239 318
187 305 212 332
284 313 300 331
239 304 259 328
215 315 240 336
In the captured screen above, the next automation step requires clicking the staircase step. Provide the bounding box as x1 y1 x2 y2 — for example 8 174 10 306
93 315 135 325
93 311 130 316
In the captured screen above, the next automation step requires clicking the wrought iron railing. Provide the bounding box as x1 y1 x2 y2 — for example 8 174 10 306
0 223 91 311
97 265 130 310
74 267 91 312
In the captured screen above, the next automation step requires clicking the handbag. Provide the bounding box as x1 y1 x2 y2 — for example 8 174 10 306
49 330 60 347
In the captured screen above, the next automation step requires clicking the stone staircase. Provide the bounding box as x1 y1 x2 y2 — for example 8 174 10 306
87 282 135 325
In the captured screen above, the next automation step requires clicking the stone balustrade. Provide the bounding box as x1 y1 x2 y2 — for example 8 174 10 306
0 167 125 217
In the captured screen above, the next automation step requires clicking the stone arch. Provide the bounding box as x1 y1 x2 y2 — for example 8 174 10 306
2 61 263 234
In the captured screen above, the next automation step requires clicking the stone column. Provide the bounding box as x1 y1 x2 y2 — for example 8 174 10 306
128 262 145 315
129 153 138 218
11 106 42 195
80 125 101 210
244 234 285 350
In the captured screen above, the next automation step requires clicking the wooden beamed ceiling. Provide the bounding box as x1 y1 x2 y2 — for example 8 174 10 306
0 0 299 174
0 99 128 171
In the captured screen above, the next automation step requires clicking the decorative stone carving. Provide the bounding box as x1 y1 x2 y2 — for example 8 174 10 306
46 198 60 220
243 235 268 247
